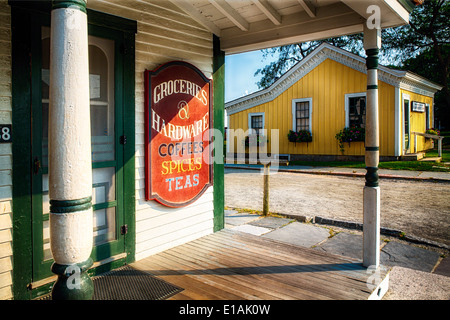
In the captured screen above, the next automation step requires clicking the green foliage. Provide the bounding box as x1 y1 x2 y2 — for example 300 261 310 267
287 130 312 143
254 35 364 90
255 1 449 126
288 149 450 172
244 134 268 147
335 127 365 153
425 128 440 135
382 0 450 127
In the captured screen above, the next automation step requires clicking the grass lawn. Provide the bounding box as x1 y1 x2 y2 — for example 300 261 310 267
289 131 450 172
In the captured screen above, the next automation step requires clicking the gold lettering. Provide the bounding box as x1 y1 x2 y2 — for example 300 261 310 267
161 161 169 175
169 161 178 174
195 157 202 170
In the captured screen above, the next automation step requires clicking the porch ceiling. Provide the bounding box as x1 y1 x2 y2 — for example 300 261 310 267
169 0 415 54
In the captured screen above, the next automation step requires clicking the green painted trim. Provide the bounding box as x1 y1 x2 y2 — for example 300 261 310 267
365 146 380 151
365 48 379 70
122 30 137 264
87 257 126 277
51 259 94 300
367 85 378 90
11 4 137 299
30 15 52 281
88 8 137 33
93 200 117 211
52 0 86 13
213 35 225 232
398 0 416 13
51 258 93 276
365 167 379 187
31 257 127 299
366 57 379 70
366 48 380 56
50 196 92 213
11 6 34 300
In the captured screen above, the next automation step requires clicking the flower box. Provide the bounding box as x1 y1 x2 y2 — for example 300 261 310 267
425 128 440 136
287 130 312 144
335 126 365 153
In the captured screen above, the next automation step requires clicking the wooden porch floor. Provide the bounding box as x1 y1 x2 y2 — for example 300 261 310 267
132 229 389 300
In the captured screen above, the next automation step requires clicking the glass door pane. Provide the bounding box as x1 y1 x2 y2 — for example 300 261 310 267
39 27 119 265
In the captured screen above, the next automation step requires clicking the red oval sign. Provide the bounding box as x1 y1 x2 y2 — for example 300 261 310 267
144 61 213 207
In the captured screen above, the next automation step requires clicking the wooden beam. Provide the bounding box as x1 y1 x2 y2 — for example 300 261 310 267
297 0 316 18
340 0 371 19
221 3 361 54
209 0 250 31
251 0 282 25
169 0 222 35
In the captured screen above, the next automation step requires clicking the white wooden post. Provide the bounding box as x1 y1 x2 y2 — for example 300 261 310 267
414 133 417 154
49 0 94 299
438 138 442 157
263 163 270 215
363 24 381 268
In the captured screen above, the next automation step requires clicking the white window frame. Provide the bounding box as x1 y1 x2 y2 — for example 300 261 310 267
345 92 366 128
248 112 265 135
291 98 312 132
402 93 411 153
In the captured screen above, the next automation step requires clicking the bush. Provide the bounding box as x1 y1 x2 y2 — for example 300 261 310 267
335 126 365 152
245 134 268 147
425 128 440 136
287 130 312 143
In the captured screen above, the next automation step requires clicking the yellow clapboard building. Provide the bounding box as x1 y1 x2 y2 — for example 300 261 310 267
225 43 442 161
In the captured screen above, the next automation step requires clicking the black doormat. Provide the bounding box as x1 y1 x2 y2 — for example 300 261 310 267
92 265 183 300
38 265 184 300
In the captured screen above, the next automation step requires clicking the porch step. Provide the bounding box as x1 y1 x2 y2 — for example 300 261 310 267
400 152 425 161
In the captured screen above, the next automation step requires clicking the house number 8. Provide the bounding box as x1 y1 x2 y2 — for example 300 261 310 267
0 125 12 143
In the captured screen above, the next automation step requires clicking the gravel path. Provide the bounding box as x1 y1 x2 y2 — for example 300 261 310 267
225 169 450 246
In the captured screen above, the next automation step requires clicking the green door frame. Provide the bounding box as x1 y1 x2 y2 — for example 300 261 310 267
213 35 225 232
11 2 136 300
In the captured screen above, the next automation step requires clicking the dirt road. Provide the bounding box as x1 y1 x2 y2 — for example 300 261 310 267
224 169 450 246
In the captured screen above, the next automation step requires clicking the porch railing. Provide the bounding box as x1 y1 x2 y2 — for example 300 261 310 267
412 131 444 157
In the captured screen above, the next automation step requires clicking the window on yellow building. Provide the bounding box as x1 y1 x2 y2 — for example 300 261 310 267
295 101 310 131
291 98 312 132
248 112 265 136
345 93 366 128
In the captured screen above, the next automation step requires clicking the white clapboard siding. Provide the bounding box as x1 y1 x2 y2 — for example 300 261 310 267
0 0 12 300
0 0 215 300
88 0 215 261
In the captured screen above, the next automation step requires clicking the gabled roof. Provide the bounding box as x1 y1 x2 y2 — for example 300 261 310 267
225 42 443 115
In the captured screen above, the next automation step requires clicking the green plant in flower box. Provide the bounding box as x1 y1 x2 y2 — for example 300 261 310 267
335 126 365 153
425 128 440 136
287 130 312 143
244 134 268 147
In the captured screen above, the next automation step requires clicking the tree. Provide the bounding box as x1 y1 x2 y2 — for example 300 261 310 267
255 0 449 127
382 0 449 128
254 34 363 89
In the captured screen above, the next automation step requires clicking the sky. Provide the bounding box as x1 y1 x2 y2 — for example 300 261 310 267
225 50 278 103
224 46 399 104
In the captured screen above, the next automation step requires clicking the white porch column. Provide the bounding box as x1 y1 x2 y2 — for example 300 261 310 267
48 0 94 299
363 24 381 268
